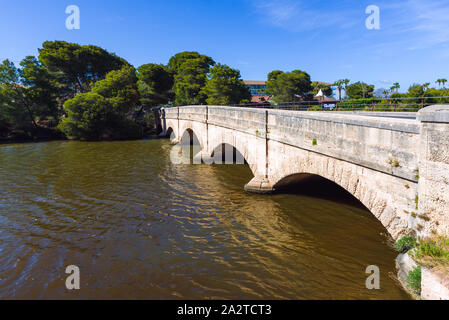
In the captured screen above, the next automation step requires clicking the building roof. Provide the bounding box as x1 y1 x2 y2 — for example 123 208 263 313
314 96 337 103
243 80 266 85
251 96 271 103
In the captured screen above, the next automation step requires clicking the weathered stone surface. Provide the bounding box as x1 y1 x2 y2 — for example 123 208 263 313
161 105 449 239
417 104 449 123
417 105 449 237
421 267 449 300
396 253 418 286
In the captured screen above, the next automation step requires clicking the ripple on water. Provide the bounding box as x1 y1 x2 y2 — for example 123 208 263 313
0 140 410 299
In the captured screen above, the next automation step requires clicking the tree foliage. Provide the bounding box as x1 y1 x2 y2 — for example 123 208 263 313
345 81 375 99
168 51 215 106
0 59 39 126
58 66 141 140
38 41 128 97
19 56 60 119
201 63 251 105
266 70 312 102
408 84 425 97
137 64 173 108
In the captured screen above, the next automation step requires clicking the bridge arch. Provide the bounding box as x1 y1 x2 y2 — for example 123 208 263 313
179 128 202 149
208 139 259 178
274 172 369 209
165 127 174 138
210 143 249 165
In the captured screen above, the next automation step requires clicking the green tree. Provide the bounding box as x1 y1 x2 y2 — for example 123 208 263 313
408 84 425 97
19 56 60 119
200 63 251 105
333 80 344 101
343 79 350 97
58 66 140 140
266 70 312 103
346 82 375 99
392 82 400 93
333 79 350 101
0 59 37 126
90 65 140 114
168 52 215 106
435 79 447 89
38 41 128 97
137 64 173 108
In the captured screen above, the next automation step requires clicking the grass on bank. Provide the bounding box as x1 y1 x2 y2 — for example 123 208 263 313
412 235 449 269
395 235 449 268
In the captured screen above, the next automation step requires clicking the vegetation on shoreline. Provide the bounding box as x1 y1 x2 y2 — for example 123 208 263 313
395 234 449 296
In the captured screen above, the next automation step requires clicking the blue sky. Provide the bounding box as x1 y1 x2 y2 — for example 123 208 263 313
1 0 448 92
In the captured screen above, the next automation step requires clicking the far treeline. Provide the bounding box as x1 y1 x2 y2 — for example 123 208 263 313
330 80 449 112
1 41 448 141
0 41 252 141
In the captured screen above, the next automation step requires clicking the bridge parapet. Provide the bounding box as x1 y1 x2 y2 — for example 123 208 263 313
207 106 267 137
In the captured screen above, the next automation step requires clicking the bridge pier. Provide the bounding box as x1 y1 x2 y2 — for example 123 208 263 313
244 177 274 194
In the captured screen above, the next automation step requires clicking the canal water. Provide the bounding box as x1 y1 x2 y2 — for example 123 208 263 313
0 139 409 299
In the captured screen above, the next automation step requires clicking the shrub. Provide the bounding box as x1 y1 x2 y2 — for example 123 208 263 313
59 66 142 141
395 236 417 252
414 238 449 260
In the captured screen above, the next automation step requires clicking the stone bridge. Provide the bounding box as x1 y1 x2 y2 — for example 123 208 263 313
159 105 449 239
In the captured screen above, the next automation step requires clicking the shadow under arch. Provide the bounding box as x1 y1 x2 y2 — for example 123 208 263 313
210 143 248 165
165 127 174 139
273 173 369 211
179 128 202 148
177 128 202 161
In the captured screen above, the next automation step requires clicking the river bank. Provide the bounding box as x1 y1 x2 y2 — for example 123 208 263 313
395 237 449 300
0 119 162 145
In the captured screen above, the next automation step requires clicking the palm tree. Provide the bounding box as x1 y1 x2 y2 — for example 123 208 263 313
393 82 400 93
436 79 443 88
333 80 344 101
390 85 396 94
423 82 430 92
441 79 448 89
343 79 350 98
383 89 390 98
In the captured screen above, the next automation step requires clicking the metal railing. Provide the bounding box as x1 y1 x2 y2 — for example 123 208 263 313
229 96 449 112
